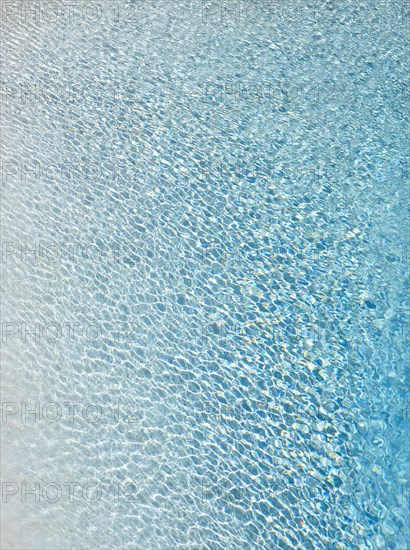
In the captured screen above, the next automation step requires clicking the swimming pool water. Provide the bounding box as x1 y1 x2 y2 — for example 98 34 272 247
1 1 409 548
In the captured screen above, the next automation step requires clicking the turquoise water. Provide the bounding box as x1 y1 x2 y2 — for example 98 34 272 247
0 1 409 549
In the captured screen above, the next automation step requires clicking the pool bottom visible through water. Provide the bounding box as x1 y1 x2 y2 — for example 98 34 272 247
0 1 409 549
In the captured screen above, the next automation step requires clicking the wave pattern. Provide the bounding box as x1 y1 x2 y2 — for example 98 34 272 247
1 1 408 548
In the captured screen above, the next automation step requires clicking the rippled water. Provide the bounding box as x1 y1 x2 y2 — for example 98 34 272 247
1 1 409 549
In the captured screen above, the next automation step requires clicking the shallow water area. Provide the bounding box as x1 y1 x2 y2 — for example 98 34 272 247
0 1 409 549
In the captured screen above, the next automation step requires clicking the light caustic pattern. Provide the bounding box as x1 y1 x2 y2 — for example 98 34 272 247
0 1 409 549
